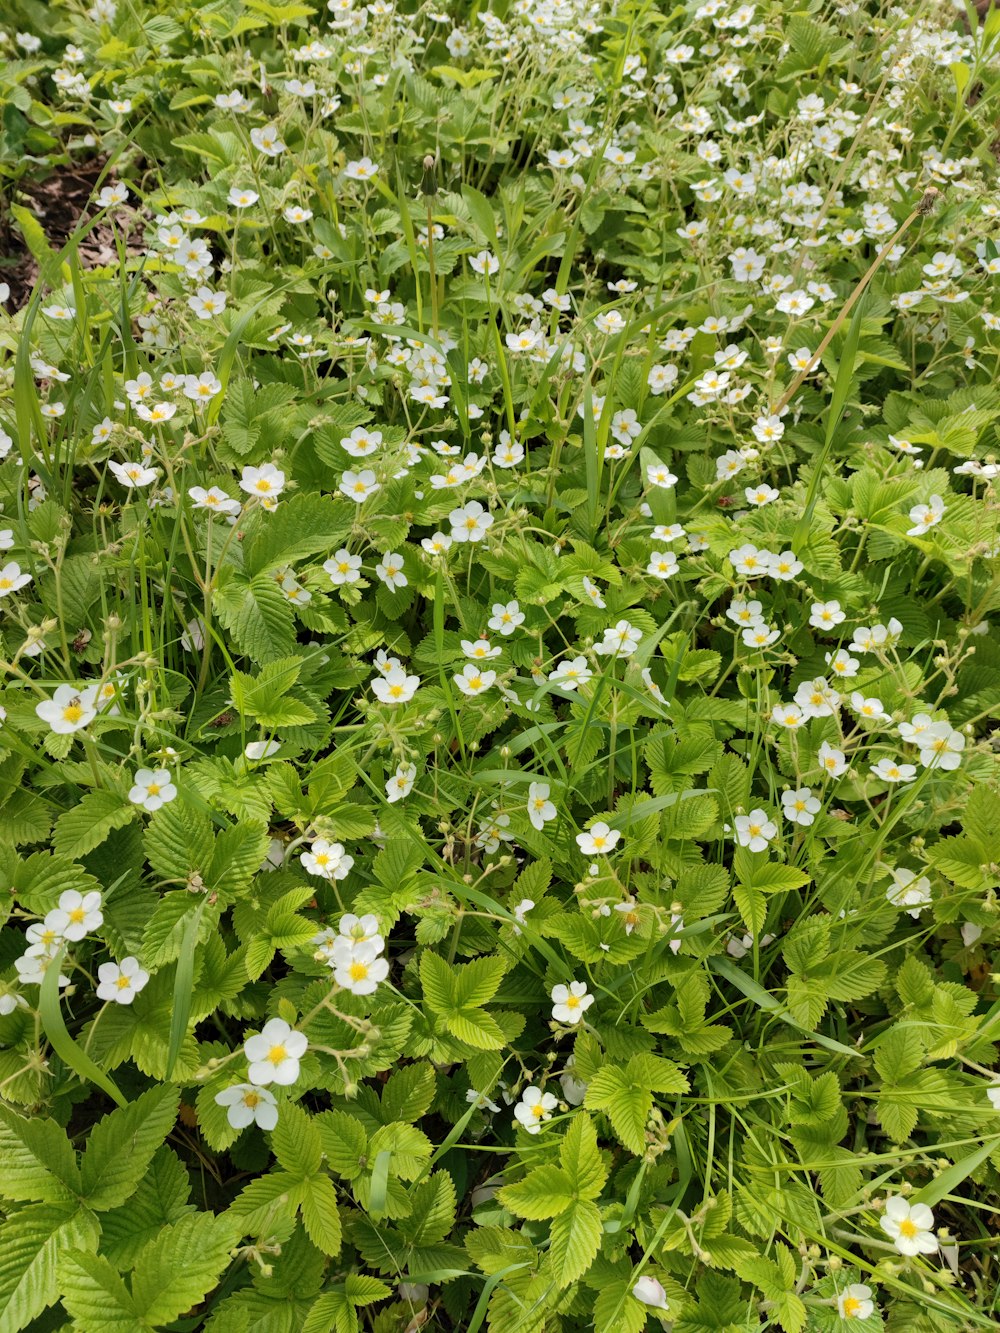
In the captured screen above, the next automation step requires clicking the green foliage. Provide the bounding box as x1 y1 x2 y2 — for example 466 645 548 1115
0 0 999 1328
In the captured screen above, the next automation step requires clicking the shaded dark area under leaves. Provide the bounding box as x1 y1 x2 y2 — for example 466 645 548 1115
0 155 121 310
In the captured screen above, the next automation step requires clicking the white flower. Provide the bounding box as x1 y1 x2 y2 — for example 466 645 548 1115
386 762 417 803
551 981 593 1025
548 656 592 690
95 956 150 1004
333 939 389 995
187 287 227 319
769 550 803 581
421 532 453 555
795 678 840 719
324 549 363 585
15 948 69 989
503 898 535 941
771 703 805 730
344 156 380 180
809 599 845 630
818 741 848 778
879 1196 937 1256
871 757 916 784
375 551 408 589
215 1082 278 1131
734 809 776 852
189 485 240 516
781 788 820 826
228 186 259 208
341 426 382 457
466 1088 501 1113
632 1276 669 1310
646 461 678 489
182 372 223 402
743 623 780 648
918 723 964 771
576 821 621 856
728 598 765 628
647 551 679 579
836 1284 875 1320
240 463 285 500
986 1082 1000 1111
337 914 383 949
301 839 353 881
372 667 420 705
907 494 946 535
745 484 779 506
469 250 500 275
250 123 285 155
244 1018 308 1087
454 664 496 696
594 620 642 657
109 460 158 488
47 889 103 942
35 685 98 734
245 740 281 760
0 562 32 596
341 469 380 502
488 600 524 635
449 501 494 542
849 690 887 723
513 1085 558 1133
128 767 177 812
886 867 932 917
527 782 557 830
462 638 501 661
729 543 771 577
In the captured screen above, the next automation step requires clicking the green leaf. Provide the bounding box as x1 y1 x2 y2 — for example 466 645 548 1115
80 1085 180 1211
498 1165 575 1220
299 1175 343 1257
57 1249 144 1332
584 1055 688 1156
0 1107 81 1204
144 799 215 883
0 1203 100 1332
271 1102 323 1180
548 1198 602 1287
559 1112 606 1201
445 1008 508 1050
52 789 137 859
165 898 206 1081
39 946 127 1111
214 569 296 663
129 1213 236 1325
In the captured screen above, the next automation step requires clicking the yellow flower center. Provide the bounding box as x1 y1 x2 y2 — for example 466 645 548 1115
532 1103 546 1118
245 1091 260 1108
349 961 369 982
267 1044 287 1064
898 1218 918 1238
147 783 161 796
255 479 272 492
565 995 580 1009
389 684 404 698
592 835 606 849
843 1297 861 1316
115 974 131 989
68 907 86 923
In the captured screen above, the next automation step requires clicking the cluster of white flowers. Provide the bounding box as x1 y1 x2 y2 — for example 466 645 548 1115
312 913 389 997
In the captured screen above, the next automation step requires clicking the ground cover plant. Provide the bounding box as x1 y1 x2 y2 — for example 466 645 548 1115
1 0 1000 1327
